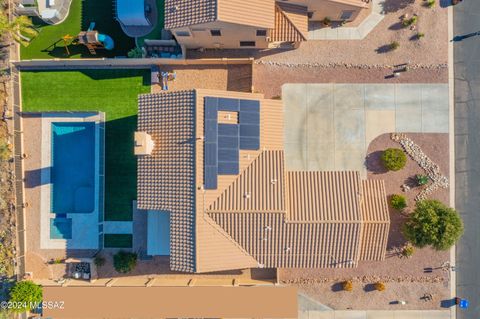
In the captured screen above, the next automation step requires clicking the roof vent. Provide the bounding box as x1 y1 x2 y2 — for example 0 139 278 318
271 178 277 184
285 247 291 252
170 5 178 13
264 226 271 231
244 192 251 199
258 263 265 268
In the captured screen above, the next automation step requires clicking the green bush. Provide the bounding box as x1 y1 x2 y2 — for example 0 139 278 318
389 41 400 51
381 148 407 171
9 280 42 313
403 200 464 250
425 0 435 8
416 174 429 186
322 17 332 26
113 251 137 273
0 142 10 161
401 243 415 257
127 47 143 58
416 32 425 40
390 194 407 210
402 16 418 27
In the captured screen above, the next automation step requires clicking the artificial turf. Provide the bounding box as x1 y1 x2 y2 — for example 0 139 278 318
20 0 136 59
21 69 151 221
104 234 133 248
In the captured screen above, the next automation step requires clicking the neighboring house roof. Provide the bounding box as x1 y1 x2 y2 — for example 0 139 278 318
270 3 308 42
137 89 390 273
164 0 275 29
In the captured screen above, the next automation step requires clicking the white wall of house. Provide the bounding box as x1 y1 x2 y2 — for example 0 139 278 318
284 0 366 22
171 21 270 50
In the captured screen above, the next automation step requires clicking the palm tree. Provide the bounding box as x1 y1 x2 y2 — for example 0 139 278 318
0 10 38 46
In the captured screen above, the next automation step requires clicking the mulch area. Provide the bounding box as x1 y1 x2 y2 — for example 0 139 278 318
279 133 451 310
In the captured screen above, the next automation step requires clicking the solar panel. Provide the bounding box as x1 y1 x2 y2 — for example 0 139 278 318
240 137 260 150
239 111 260 124
205 143 217 165
205 119 217 141
218 98 239 111
218 124 239 137
218 148 239 162
218 136 239 149
240 124 260 137
218 162 239 175
205 97 218 109
240 99 260 113
205 104 217 120
205 166 218 189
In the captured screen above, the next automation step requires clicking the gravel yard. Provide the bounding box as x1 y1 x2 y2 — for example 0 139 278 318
280 133 451 310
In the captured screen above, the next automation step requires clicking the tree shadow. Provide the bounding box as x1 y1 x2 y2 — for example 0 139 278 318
389 22 405 31
366 151 388 174
375 44 394 54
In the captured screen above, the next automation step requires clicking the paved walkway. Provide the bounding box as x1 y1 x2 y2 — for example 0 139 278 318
298 310 450 319
308 0 383 40
282 83 449 177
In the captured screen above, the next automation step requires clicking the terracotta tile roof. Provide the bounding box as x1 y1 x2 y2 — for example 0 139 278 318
137 89 389 273
269 3 308 42
285 171 361 222
359 180 390 261
137 91 196 272
164 0 217 29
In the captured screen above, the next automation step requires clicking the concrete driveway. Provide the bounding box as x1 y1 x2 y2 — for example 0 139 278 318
282 83 449 176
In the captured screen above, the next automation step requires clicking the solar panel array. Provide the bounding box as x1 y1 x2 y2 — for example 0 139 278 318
204 97 260 190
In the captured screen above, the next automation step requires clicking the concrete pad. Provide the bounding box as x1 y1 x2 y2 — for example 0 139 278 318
336 28 354 40
306 84 334 111
307 143 335 171
395 84 423 132
421 84 449 107
334 109 365 147
365 84 395 109
334 149 365 173
285 142 307 170
324 29 338 40
422 107 449 133
334 310 367 319
365 310 395 319
334 84 364 110
365 110 395 144
283 84 307 144
392 310 429 319
307 311 335 319
421 310 451 319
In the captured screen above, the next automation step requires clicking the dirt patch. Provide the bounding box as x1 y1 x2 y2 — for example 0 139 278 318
279 133 451 310
151 64 252 93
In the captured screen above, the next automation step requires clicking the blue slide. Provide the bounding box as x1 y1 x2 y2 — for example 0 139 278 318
97 33 114 50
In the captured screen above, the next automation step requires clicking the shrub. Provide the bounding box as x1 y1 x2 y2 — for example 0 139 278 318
374 282 386 291
390 194 407 210
389 41 400 51
401 243 415 257
403 200 464 250
416 32 425 40
9 280 42 313
416 174 429 186
0 142 10 161
342 280 353 292
425 0 435 8
322 17 332 26
127 47 143 58
94 255 106 267
113 251 137 273
381 148 406 171
402 16 418 27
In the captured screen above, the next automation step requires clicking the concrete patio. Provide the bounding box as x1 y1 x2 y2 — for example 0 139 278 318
282 83 449 177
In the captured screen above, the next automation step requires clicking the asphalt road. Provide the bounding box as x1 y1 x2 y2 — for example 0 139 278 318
453 1 480 318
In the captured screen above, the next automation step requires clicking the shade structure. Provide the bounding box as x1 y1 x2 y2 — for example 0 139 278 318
116 0 150 26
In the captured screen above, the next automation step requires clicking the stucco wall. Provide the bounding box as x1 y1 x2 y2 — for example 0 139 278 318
287 0 367 21
171 21 270 50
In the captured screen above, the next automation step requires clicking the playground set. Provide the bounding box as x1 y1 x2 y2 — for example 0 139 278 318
62 22 114 56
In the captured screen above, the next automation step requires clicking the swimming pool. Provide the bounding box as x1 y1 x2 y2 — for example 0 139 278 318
51 122 95 215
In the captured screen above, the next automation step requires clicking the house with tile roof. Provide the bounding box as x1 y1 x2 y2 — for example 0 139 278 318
136 89 389 273
165 0 370 49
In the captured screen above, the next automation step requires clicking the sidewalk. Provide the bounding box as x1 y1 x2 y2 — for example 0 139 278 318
299 310 450 319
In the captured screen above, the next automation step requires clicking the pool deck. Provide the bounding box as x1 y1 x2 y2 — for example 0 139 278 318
23 113 102 279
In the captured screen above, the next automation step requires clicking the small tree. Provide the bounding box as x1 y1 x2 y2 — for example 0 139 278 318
374 282 386 291
389 41 400 51
402 16 418 27
390 194 407 210
9 280 42 313
403 200 464 250
113 251 137 273
381 148 406 171
0 12 38 47
342 280 353 292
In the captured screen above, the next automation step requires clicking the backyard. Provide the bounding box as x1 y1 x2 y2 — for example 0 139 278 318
20 0 136 59
21 69 151 221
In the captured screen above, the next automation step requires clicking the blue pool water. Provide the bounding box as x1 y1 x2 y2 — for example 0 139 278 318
50 218 72 239
51 122 95 215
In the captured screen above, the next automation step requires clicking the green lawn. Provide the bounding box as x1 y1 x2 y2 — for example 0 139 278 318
104 234 132 248
21 0 136 59
21 70 150 220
